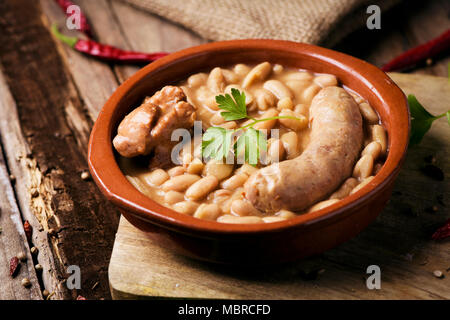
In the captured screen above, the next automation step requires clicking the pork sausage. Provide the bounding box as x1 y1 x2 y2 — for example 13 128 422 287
244 86 363 213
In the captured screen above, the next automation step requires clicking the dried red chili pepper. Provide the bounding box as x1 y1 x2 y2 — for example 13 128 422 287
51 24 169 64
432 219 450 240
382 29 450 72
23 220 32 242
55 0 92 37
10 257 20 277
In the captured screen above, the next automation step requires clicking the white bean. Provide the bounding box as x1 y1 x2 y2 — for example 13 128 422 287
273 64 284 74
301 84 321 105
263 80 293 100
168 166 185 177
217 215 263 224
314 74 338 87
203 160 234 180
253 108 278 130
164 191 185 205
242 62 272 88
193 203 221 221
231 199 260 216
255 88 277 111
221 69 239 84
329 177 359 200
162 174 201 192
186 158 204 174
212 189 232 204
294 104 309 116
308 199 340 212
371 125 387 154
186 176 219 200
359 102 379 124
283 71 313 82
278 109 308 131
233 64 251 78
142 169 169 186
353 155 374 180
277 97 294 110
187 73 207 88
266 138 285 164
236 163 259 176
207 67 225 93
263 216 286 223
275 210 296 219
221 173 248 190
362 141 382 160
350 176 375 195
281 132 300 159
172 201 199 215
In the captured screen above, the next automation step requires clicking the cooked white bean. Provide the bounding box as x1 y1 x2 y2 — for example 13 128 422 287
210 113 226 125
308 199 340 212
233 64 251 78
173 201 199 215
217 215 263 224
168 166 185 177
275 210 296 218
242 62 272 88
281 131 300 159
231 199 259 216
187 73 208 88
353 155 374 180
203 160 234 180
212 189 232 204
236 163 259 176
221 173 248 190
359 102 379 124
186 176 219 200
350 176 375 194
253 108 279 130
278 109 308 131
207 67 225 93
273 64 284 74
143 169 169 187
164 191 185 204
350 92 365 104
329 177 359 200
294 103 308 116
362 141 382 160
263 80 293 100
255 88 277 110
217 121 237 129
221 69 239 84
283 71 313 81
266 138 285 164
219 187 244 214
371 125 387 154
193 203 221 220
301 84 321 105
277 97 294 110
186 158 204 174
263 216 286 223
162 174 201 192
314 74 338 87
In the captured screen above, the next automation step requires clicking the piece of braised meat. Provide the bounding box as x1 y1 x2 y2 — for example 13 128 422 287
113 86 196 158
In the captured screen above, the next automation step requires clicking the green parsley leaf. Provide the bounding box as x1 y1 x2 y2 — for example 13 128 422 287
201 127 233 161
235 128 267 166
215 88 247 121
408 94 450 145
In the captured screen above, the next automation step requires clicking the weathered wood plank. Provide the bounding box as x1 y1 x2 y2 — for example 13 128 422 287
0 0 120 299
109 73 449 300
0 142 42 300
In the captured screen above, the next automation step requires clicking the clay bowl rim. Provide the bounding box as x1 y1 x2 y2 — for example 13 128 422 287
88 39 410 237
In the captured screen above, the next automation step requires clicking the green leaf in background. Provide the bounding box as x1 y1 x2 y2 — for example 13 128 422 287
215 88 248 121
201 127 233 161
408 94 450 146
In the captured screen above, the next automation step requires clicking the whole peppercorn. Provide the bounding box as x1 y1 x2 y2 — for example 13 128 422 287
35 264 43 272
81 171 90 181
30 246 38 256
17 252 27 262
42 289 50 298
21 278 31 288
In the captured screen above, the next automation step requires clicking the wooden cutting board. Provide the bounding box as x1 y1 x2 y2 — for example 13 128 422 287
108 73 450 299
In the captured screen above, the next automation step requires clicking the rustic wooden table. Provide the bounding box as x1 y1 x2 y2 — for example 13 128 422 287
0 0 448 300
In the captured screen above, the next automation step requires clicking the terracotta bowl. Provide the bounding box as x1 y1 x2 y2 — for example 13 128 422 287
88 40 409 264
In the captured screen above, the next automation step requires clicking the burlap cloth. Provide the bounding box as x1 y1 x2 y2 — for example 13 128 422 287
120 0 400 46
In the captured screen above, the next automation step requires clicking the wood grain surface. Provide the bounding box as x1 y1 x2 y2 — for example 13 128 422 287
0 0 448 300
109 73 450 300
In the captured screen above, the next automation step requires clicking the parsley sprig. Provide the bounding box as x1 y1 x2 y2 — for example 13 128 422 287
202 88 302 165
408 94 450 145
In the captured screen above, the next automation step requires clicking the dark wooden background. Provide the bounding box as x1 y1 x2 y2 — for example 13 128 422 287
0 0 448 300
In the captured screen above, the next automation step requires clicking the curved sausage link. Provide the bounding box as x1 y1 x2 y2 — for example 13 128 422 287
244 86 363 213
